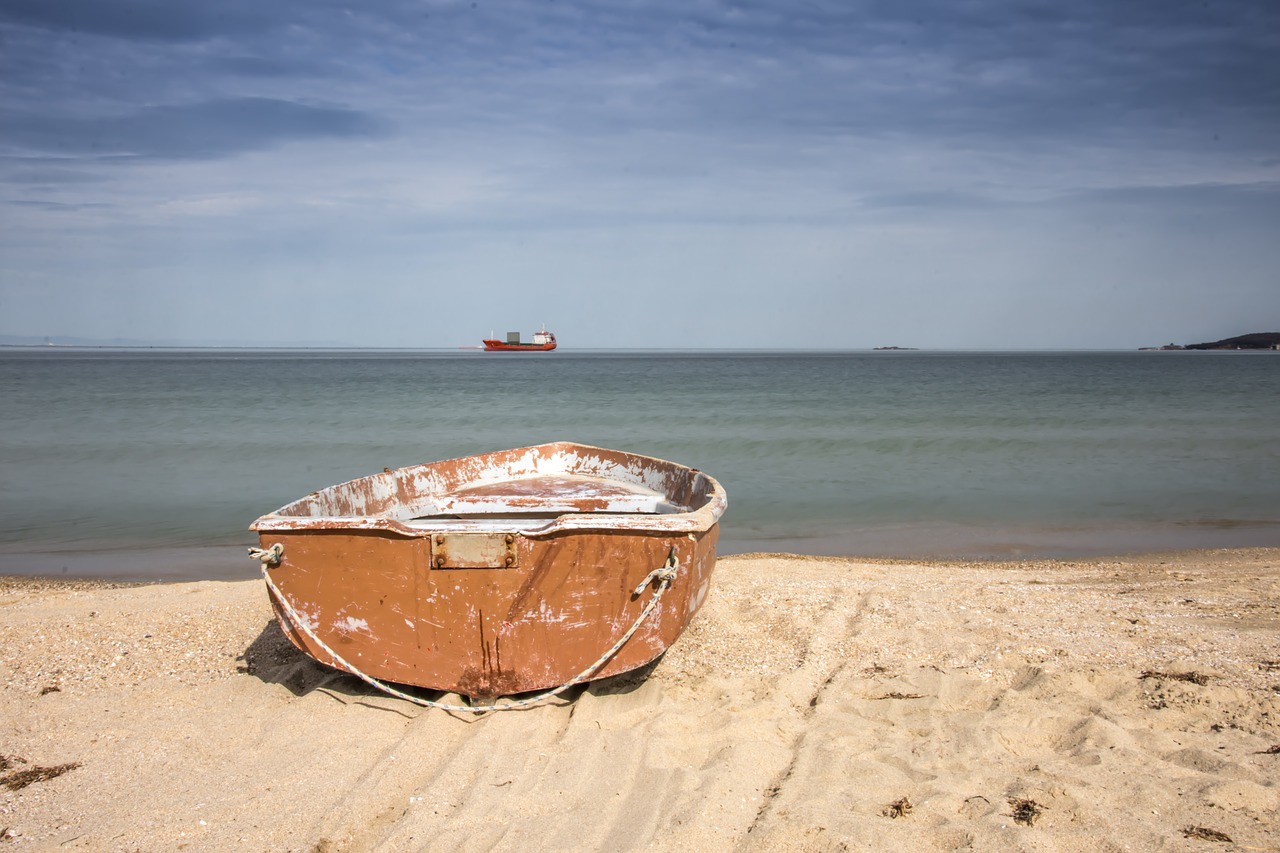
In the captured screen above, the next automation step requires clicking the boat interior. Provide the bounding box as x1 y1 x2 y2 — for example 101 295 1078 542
253 443 722 537
405 473 683 530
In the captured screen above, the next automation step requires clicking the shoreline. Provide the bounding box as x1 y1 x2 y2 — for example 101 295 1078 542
3 543 1280 587
3 518 1279 583
2 548 1278 850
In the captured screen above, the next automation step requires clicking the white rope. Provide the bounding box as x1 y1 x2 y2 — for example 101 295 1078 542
632 554 678 595
257 547 678 713
248 543 283 567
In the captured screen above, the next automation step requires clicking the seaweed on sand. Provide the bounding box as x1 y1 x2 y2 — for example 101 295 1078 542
1008 798 1043 826
1139 670 1210 685
1 762 81 791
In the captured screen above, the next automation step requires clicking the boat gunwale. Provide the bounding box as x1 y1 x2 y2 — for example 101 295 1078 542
249 441 727 537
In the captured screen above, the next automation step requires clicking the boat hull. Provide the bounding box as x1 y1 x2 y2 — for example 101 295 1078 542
481 340 557 351
250 443 725 697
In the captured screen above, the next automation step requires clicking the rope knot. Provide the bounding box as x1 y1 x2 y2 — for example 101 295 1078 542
633 548 679 596
249 543 284 567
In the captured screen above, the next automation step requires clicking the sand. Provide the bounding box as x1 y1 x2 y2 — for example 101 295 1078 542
2 549 1278 852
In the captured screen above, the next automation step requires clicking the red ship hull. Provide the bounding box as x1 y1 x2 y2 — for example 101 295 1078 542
482 340 557 352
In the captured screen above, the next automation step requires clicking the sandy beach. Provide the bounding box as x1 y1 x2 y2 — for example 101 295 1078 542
2 549 1278 852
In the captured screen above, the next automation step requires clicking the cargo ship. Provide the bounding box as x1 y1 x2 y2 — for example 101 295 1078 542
482 327 557 352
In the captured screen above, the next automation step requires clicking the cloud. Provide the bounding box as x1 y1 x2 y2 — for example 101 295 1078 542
0 0 1277 347
0 167 109 184
859 190 1007 211
1061 182 1280 229
4 1 1277 162
207 55 321 79
2 97 383 161
1069 181 1280 208
5 199 112 211
0 0 277 41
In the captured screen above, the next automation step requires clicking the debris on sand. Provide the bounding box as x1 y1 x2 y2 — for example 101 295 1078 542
881 797 912 819
1 762 81 791
1139 670 1210 686
1008 798 1043 826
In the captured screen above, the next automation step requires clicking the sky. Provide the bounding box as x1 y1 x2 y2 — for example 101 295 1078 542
1 0 1278 349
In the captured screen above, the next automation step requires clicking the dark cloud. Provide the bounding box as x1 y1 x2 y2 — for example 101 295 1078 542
0 166 108 184
5 198 111 211
0 0 277 41
628 0 1280 156
1067 182 1280 216
3 0 1276 159
1 97 382 160
209 55 317 79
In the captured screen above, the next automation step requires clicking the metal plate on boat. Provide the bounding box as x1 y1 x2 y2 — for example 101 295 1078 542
431 532 519 569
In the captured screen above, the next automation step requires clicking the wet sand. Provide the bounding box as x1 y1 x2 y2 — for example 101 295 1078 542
2 549 1278 851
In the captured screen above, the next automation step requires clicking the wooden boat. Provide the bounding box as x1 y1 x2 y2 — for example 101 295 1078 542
249 442 726 698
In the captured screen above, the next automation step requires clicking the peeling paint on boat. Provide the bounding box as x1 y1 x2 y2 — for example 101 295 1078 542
294 604 320 634
689 577 710 614
335 616 372 634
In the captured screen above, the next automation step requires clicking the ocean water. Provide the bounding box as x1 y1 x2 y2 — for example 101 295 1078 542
2 348 1278 580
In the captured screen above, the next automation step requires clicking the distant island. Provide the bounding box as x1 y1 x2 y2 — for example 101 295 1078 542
872 346 919 351
1140 332 1280 351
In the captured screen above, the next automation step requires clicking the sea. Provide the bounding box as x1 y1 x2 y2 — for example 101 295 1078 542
2 348 1278 581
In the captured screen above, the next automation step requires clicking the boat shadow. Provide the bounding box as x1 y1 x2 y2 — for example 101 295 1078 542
238 619 664 715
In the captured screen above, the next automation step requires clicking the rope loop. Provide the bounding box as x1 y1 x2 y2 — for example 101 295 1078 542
633 547 679 595
259 548 680 713
248 543 284 567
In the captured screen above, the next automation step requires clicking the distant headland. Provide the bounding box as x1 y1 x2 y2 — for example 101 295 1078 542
1140 332 1280 351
